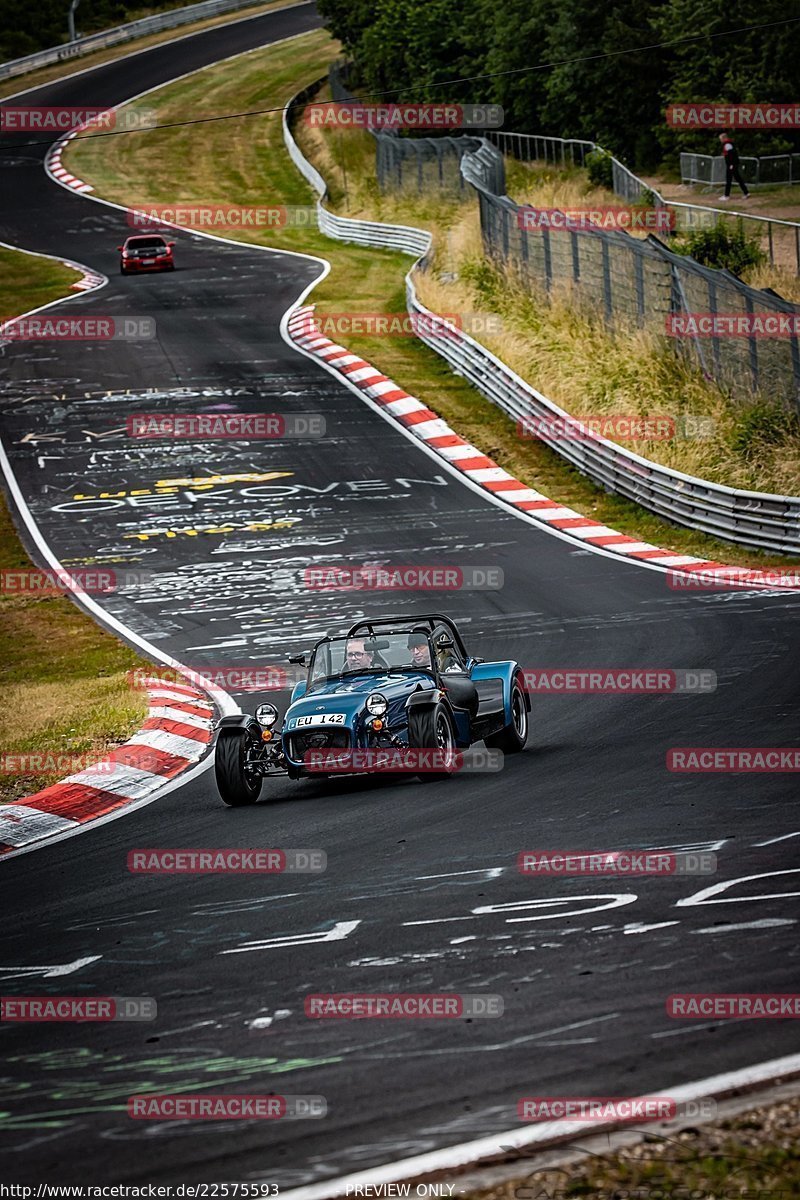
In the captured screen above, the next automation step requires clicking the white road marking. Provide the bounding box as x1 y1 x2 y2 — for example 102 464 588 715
676 868 800 907
754 831 800 846
0 956 101 980
473 894 638 922
219 919 361 954
403 916 477 926
691 917 796 934
414 868 505 880
623 921 680 934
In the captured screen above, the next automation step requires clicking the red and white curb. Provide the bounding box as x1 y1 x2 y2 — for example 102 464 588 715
47 127 94 195
287 304 800 588
0 677 215 857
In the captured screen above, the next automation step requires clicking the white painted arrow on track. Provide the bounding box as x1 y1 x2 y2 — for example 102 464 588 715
219 920 361 955
0 956 102 980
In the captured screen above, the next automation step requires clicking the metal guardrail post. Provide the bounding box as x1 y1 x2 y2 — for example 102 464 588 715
542 224 552 291
601 239 612 320
571 228 580 284
743 293 760 394
634 248 645 324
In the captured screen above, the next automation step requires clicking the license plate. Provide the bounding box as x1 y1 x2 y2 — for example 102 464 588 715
142 258 155 265
291 713 346 728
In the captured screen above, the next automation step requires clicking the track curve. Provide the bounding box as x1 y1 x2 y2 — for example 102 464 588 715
1 7 800 1188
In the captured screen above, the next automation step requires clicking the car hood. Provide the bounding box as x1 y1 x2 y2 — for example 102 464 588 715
289 672 433 717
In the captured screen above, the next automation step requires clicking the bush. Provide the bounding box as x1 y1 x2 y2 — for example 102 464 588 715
672 219 766 275
586 149 614 190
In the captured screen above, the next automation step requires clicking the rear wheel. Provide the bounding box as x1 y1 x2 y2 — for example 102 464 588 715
215 730 262 806
485 675 528 753
407 702 456 781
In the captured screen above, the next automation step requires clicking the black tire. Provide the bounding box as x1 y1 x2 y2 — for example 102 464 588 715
214 730 262 806
485 675 528 753
120 265 126 274
407 702 456 781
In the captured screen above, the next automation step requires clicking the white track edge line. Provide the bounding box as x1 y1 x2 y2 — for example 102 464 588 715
276 1051 800 1200
0 0 315 102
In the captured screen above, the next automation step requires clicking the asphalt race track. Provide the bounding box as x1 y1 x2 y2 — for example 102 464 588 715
1 4 799 1187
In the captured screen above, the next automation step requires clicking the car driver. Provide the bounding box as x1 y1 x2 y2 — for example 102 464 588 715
344 638 375 672
407 632 432 668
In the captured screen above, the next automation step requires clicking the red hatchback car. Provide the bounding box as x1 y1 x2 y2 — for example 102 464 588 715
118 234 175 274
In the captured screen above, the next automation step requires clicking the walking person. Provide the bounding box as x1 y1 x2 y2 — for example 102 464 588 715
718 131 750 201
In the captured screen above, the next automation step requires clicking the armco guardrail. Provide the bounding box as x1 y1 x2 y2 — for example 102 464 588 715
284 84 432 259
0 0 291 82
283 83 800 554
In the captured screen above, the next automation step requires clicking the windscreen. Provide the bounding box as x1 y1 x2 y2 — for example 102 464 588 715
308 633 434 684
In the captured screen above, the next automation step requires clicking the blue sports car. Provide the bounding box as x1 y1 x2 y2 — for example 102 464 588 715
213 614 529 805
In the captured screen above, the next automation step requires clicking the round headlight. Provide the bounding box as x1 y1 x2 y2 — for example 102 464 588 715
255 703 279 727
366 692 388 717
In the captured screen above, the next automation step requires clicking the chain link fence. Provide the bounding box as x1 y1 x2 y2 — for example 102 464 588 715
327 65 800 409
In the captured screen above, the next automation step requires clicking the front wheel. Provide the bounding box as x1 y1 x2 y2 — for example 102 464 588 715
215 730 262 806
407 702 456 781
485 675 528 753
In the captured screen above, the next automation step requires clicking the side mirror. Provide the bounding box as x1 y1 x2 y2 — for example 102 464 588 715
288 653 306 665
117 245 123 251
168 241 175 247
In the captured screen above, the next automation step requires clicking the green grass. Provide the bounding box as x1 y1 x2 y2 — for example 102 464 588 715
461 1094 800 1200
0 493 149 802
0 245 150 802
65 31 800 568
0 247 82 318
